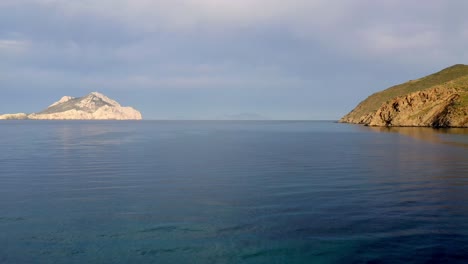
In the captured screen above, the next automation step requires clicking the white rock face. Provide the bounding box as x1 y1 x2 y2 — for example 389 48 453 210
0 92 142 120
49 96 74 108
28 106 142 120
0 113 28 120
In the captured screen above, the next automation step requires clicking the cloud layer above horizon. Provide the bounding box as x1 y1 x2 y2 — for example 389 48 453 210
1 0 467 119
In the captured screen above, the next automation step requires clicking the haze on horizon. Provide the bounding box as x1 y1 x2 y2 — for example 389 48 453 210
1 0 467 120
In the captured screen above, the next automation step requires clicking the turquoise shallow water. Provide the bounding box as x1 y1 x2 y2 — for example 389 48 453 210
1 121 467 263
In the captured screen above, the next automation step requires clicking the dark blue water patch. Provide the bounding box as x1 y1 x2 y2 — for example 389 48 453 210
0 121 467 263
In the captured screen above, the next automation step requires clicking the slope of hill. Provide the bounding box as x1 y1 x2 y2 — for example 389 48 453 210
340 64 468 127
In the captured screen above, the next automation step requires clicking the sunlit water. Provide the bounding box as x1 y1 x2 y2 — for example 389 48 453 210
1 121 467 263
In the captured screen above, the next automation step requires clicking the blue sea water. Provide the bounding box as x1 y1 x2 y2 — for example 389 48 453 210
0 121 467 264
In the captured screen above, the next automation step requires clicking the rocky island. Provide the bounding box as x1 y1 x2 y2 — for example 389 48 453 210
340 64 468 127
0 92 142 120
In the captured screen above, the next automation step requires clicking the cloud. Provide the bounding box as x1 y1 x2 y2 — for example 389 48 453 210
1 1 467 74
2 0 356 35
356 27 440 55
0 39 29 54
3 0 463 62
1 1 466 84
1 0 467 118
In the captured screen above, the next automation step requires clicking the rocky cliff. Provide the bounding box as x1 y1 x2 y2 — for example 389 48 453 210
0 92 142 120
340 64 468 127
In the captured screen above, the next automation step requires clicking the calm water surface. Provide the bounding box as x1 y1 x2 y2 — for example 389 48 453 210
1 121 467 263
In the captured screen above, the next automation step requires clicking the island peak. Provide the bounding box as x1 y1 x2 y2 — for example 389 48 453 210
0 92 142 120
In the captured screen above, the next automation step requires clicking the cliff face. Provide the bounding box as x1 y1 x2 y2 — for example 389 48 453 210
340 64 468 128
0 92 142 120
367 87 467 127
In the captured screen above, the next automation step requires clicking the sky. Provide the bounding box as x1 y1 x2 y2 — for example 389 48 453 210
1 0 468 120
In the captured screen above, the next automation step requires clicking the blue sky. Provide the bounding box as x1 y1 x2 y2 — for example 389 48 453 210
1 0 467 119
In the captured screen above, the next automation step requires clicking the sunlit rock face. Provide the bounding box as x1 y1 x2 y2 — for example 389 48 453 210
366 87 465 127
340 64 468 128
0 92 142 120
341 87 467 128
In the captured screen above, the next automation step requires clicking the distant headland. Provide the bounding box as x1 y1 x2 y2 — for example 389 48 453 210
340 64 468 128
0 92 142 120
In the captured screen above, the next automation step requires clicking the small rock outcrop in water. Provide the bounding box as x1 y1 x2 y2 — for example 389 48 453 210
0 92 142 120
340 64 468 127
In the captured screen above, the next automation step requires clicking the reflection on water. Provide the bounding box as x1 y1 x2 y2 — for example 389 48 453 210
0 121 467 263
54 122 140 150
366 126 468 147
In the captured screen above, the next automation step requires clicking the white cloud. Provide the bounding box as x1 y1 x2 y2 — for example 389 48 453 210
0 39 29 52
357 27 440 55
49 1 465 61
0 39 29 54
79 71 305 90
1 1 467 69
14 0 347 31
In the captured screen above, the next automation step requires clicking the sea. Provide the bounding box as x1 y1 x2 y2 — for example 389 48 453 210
1 121 467 264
